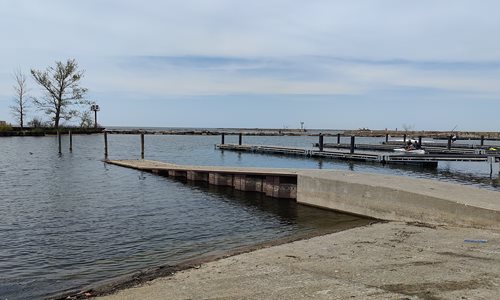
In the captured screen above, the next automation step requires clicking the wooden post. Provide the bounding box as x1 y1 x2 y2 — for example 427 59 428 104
69 130 73 152
104 131 108 158
447 135 452 150
319 134 324 152
481 135 485 146
238 133 242 145
385 134 389 143
57 130 61 154
221 133 225 145
418 136 422 146
337 133 341 144
350 136 355 154
403 134 407 144
141 133 145 159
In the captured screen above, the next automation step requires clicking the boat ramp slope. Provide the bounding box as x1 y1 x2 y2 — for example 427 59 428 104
107 160 500 230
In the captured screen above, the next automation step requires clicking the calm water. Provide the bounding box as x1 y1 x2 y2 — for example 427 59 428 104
1 134 499 299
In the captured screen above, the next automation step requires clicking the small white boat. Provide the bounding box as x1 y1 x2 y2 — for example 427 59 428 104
393 148 426 155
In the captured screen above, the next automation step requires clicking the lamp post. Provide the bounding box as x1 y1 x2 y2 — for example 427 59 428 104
90 104 100 128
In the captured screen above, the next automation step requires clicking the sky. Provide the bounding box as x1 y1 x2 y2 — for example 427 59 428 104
0 0 499 130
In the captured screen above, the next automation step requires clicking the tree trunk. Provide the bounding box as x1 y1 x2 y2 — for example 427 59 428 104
20 101 23 130
55 109 60 129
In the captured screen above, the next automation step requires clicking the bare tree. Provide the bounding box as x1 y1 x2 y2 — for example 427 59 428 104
10 69 29 129
31 59 88 129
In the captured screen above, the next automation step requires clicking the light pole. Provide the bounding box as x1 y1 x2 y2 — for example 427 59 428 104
90 104 100 128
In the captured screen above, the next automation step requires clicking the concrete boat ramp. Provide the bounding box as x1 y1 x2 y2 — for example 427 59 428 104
107 159 500 229
97 159 500 299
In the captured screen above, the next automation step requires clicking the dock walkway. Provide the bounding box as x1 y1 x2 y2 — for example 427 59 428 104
217 144 500 168
318 142 500 155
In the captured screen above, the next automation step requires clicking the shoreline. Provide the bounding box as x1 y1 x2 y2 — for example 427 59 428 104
2 127 500 140
96 221 500 300
50 218 374 299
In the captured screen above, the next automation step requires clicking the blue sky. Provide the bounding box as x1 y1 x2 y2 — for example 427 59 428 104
1 0 499 130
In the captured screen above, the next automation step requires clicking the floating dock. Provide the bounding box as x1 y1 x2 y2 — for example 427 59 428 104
217 144 500 168
108 160 299 199
106 159 500 229
316 142 500 155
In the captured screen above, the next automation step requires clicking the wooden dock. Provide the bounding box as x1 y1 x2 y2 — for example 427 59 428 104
316 142 500 155
217 144 500 169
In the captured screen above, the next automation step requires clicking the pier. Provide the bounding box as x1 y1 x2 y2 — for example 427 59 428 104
217 143 500 169
106 159 500 229
107 160 299 199
317 142 500 155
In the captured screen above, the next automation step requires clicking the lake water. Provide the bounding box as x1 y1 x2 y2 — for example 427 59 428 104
1 134 499 299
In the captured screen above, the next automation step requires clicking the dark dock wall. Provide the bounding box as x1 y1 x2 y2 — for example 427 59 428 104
148 166 297 199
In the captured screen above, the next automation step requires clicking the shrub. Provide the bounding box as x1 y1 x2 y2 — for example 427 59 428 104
0 124 13 132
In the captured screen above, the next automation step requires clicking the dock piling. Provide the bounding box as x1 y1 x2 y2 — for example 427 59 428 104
140 133 145 159
418 136 422 147
403 134 407 144
57 130 61 154
385 134 389 143
104 132 108 158
319 134 324 152
239 133 242 145
481 135 485 146
69 130 73 152
221 133 225 145
337 133 341 145
447 136 452 150
350 136 355 154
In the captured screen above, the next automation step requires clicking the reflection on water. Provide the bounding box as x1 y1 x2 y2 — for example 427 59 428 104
0 134 498 299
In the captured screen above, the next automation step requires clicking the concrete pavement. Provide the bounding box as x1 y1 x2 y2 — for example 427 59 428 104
98 222 500 299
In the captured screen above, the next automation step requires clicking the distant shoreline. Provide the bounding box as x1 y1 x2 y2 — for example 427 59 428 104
2 126 500 140
0 127 104 136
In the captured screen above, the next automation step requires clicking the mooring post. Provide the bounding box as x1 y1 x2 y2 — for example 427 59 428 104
239 133 242 145
221 133 225 145
447 135 452 150
319 134 324 152
69 130 73 152
385 134 389 143
140 133 145 159
104 131 108 158
350 136 355 154
57 130 61 154
488 156 495 178
481 135 485 146
337 133 341 144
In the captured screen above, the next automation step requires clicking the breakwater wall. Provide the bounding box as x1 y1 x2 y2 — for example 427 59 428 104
104 128 500 139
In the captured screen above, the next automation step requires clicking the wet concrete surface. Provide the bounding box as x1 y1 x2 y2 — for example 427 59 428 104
97 222 500 299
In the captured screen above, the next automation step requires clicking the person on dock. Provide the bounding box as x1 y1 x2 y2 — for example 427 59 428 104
405 140 414 151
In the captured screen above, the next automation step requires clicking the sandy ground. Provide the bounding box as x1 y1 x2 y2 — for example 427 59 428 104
96 222 500 300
